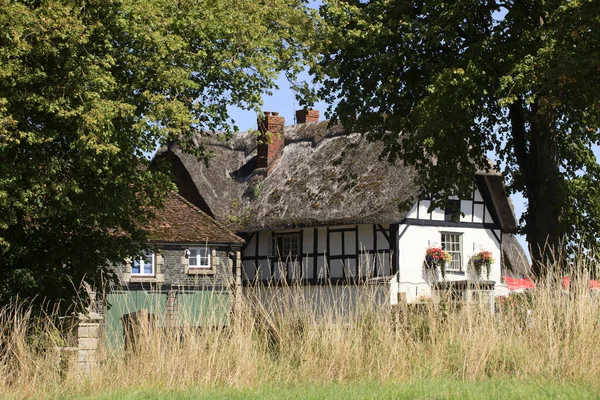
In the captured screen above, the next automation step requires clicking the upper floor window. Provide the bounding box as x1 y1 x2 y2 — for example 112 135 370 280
441 233 462 271
444 199 461 222
189 247 210 269
271 234 300 260
132 250 155 275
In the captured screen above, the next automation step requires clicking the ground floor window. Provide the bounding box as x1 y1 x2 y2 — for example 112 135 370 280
132 251 155 275
271 234 300 260
441 233 462 271
188 247 210 268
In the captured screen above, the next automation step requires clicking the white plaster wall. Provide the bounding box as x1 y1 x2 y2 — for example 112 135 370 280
418 200 430 219
344 231 356 254
302 256 314 280
317 228 327 253
431 207 445 221
243 260 255 280
317 255 327 278
358 225 374 249
258 231 271 256
460 201 472 222
406 203 418 219
330 231 343 255
396 224 502 303
473 204 484 223
303 229 314 254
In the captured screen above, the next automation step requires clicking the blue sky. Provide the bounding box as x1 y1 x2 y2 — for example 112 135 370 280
227 73 531 260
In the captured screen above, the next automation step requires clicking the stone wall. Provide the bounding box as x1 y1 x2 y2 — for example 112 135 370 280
115 245 235 290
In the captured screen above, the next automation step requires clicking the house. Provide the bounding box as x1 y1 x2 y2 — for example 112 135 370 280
104 191 244 348
156 110 529 305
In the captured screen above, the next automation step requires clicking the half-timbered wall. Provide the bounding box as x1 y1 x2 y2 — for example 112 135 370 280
394 225 502 303
393 185 504 303
241 224 394 284
403 186 497 226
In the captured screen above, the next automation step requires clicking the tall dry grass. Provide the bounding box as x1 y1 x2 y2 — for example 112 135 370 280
2 268 600 398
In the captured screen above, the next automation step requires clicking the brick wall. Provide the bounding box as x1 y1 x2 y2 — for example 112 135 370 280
256 112 285 171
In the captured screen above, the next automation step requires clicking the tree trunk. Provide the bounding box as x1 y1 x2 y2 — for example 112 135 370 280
510 100 562 277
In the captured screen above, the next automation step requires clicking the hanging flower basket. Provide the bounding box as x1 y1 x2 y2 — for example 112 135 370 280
471 250 494 279
424 247 452 279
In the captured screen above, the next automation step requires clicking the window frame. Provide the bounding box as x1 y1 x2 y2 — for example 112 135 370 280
131 250 155 276
444 199 461 222
270 233 300 261
440 232 463 272
188 247 211 269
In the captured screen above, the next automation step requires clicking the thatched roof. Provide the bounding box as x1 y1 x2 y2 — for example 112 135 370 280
502 233 531 277
157 121 518 235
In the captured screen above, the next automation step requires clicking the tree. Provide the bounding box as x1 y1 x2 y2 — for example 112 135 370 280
306 0 600 276
0 0 315 308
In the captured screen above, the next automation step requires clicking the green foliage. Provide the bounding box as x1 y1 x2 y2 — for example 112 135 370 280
0 0 316 308
307 0 600 272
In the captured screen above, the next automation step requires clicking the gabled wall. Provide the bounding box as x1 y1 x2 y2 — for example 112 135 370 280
394 225 502 303
393 187 504 303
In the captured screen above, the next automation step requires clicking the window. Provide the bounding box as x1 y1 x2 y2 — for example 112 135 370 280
189 247 210 269
270 237 278 258
270 234 300 260
441 233 462 271
132 250 155 275
444 199 461 222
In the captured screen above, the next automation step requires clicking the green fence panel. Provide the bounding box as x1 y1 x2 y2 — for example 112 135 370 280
176 290 230 328
105 290 167 350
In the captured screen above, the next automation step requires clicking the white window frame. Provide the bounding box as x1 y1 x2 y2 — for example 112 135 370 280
188 247 211 269
132 250 155 276
441 232 462 272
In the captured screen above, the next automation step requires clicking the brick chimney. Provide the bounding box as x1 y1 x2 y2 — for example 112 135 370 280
295 109 320 124
256 111 285 173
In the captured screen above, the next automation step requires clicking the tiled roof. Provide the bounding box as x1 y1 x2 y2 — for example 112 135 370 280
144 191 244 244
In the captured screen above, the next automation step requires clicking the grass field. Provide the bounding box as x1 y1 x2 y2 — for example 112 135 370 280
3 271 600 399
67 380 600 400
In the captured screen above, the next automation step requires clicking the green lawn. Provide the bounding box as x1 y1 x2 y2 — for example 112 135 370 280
61 379 600 400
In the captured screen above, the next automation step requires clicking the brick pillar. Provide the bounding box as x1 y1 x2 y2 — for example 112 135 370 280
77 312 102 374
295 109 319 124
256 111 285 173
